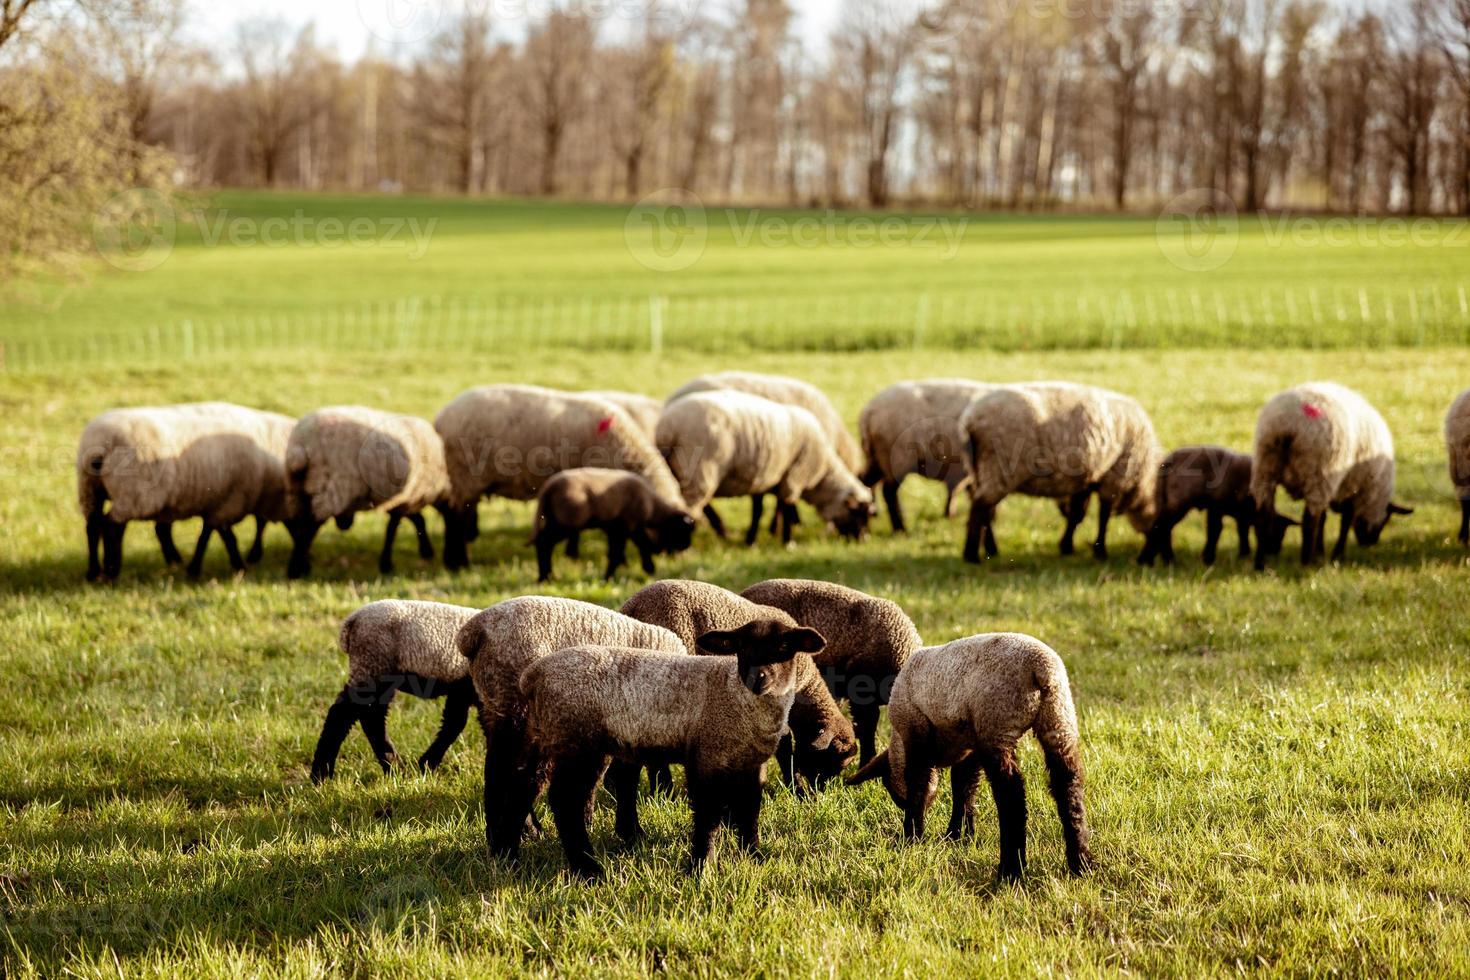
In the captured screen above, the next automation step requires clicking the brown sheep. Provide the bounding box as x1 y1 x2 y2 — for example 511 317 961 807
1137 446 1298 566
530 468 696 582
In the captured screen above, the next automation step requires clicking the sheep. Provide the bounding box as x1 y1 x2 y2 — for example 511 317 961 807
1136 446 1298 567
1251 382 1413 567
1447 389 1470 546
960 382 1163 563
584 391 662 441
283 406 451 579
310 600 481 782
847 632 1092 881
518 616 827 879
656 390 875 545
435 385 688 570
530 469 696 582
616 581 856 822
77 402 294 582
859 379 995 533
456 596 686 857
741 579 921 766
668 371 862 540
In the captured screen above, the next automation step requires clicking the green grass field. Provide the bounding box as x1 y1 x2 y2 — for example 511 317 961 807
2 193 1469 976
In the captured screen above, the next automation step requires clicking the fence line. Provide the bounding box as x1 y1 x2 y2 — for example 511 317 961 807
4 284 1470 372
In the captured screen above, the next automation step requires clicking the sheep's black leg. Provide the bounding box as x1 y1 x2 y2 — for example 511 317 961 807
632 527 658 575
217 525 247 572
945 755 984 841
186 524 214 578
1300 508 1322 566
1059 491 1089 556
768 495 783 536
487 720 541 858
534 522 564 583
246 517 267 564
358 678 401 773
565 530 581 559
86 512 104 582
607 761 644 844
1235 505 1254 558
1461 499 1470 546
101 518 127 581
1040 735 1093 876
902 751 937 841
379 513 402 576
1203 507 1225 566
156 522 183 565
603 526 630 580
745 494 765 546
418 681 473 772
702 505 727 540
727 769 765 859
1254 499 1278 571
779 502 800 546
942 479 961 520
442 509 469 571
963 500 996 563
883 481 907 534
981 746 1028 881
1332 502 1354 563
851 700 881 767
310 685 365 782
407 512 434 560
1138 511 1180 567
288 518 323 580
548 751 610 881
685 770 723 873
1092 498 1113 561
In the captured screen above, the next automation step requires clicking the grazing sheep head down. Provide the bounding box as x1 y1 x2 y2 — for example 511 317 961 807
846 749 939 812
826 494 877 541
697 618 826 696
653 511 698 555
1254 510 1301 561
1354 502 1414 546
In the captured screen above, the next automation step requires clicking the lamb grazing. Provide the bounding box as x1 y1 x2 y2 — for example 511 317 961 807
656 390 875 544
435 385 686 570
617 581 856 823
859 379 994 533
741 579 921 766
961 382 1163 563
1447 389 1470 545
77 402 294 582
310 600 481 782
1137 446 1298 567
1251 382 1413 567
284 407 450 579
530 469 696 582
668 371 862 540
847 632 1093 882
456 596 685 857
584 391 662 441
518 616 827 879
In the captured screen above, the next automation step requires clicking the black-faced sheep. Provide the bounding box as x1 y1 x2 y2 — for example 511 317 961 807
740 578 921 766
657 390 874 544
456 596 685 857
1446 389 1470 545
284 406 450 579
518 616 827 879
310 600 481 781
434 385 688 570
1137 446 1298 566
848 632 1092 881
77 402 294 582
1251 382 1413 568
530 468 696 582
960 382 1163 563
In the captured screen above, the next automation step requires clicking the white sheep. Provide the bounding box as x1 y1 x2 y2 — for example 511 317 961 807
1446 389 1470 546
960 382 1163 563
310 600 481 781
518 615 827 879
847 632 1092 881
284 406 450 578
859 379 994 532
455 596 685 857
1251 381 1413 567
77 402 294 582
656 390 875 544
584 391 662 440
434 385 688 569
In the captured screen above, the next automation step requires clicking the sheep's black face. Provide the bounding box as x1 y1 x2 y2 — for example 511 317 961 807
1354 503 1413 547
654 513 697 555
697 620 827 695
832 500 875 541
796 729 858 788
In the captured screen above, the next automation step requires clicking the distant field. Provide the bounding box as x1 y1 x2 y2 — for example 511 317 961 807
2 191 1469 367
2 342 1469 976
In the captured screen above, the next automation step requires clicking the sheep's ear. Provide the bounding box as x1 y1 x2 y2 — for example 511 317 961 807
784 627 826 655
1388 503 1415 516
696 630 740 655
846 751 889 786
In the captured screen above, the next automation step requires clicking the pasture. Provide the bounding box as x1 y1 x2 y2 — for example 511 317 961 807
1 193 1468 976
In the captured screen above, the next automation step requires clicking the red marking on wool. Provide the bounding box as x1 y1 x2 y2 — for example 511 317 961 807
597 416 615 435
1302 404 1324 420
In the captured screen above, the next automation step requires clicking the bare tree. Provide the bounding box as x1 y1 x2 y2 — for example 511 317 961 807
1096 0 1156 208
1439 0 1470 213
235 18 315 186
1384 0 1441 213
414 10 497 194
833 0 916 207
606 15 675 198
523 8 596 196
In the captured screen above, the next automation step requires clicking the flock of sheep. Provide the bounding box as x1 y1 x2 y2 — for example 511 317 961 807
76 370 1466 584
